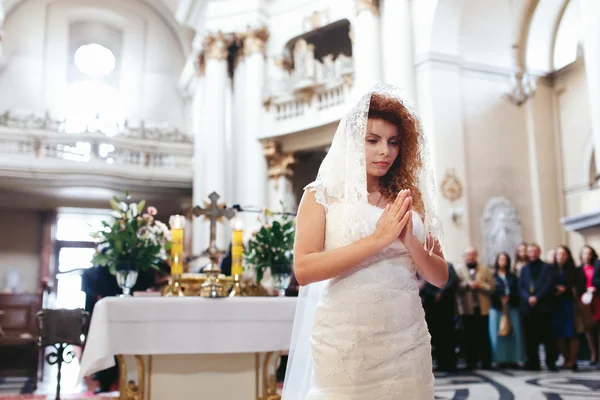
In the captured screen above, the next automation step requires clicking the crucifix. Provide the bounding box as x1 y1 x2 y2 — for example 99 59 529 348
192 191 236 298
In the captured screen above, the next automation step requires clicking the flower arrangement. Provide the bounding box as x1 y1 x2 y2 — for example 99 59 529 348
91 193 171 274
243 210 295 284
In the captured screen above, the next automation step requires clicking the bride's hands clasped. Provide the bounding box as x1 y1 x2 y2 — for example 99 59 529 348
373 189 412 249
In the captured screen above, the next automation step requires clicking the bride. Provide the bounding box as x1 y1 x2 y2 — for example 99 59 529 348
282 84 448 399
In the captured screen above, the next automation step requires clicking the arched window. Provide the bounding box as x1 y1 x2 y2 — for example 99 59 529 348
65 43 123 136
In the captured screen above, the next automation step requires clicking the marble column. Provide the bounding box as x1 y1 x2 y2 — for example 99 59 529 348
381 0 416 106
264 141 297 213
352 0 383 96
202 31 230 250
236 27 270 231
191 53 206 255
580 0 600 171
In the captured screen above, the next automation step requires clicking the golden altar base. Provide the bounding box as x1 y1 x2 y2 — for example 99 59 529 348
116 352 282 400
161 273 275 297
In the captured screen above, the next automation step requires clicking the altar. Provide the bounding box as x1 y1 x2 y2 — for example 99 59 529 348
79 296 297 400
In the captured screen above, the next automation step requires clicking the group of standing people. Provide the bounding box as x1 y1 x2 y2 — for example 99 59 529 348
420 242 600 372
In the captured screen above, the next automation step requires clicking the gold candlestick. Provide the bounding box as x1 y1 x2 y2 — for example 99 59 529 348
164 215 186 297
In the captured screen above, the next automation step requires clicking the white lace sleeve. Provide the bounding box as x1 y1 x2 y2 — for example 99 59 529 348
304 181 328 212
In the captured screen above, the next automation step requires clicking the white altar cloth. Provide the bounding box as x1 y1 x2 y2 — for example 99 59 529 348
79 296 297 380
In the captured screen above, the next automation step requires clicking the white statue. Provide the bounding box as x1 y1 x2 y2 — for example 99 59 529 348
481 197 523 266
292 39 316 83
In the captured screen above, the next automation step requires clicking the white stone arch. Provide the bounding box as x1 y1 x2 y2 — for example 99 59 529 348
2 0 191 57
524 0 583 74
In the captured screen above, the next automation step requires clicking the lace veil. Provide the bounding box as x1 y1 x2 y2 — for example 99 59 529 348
281 83 443 399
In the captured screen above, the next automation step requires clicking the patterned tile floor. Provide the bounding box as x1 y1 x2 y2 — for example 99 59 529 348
4 361 599 399
434 368 600 399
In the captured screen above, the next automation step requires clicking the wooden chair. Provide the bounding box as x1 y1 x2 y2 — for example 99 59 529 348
0 293 43 390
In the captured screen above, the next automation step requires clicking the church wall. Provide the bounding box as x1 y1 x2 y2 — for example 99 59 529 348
460 70 536 254
0 210 41 294
0 0 186 130
457 0 514 70
554 60 600 252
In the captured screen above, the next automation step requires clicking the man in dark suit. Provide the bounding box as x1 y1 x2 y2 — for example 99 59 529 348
518 243 558 371
421 262 458 372
219 242 233 276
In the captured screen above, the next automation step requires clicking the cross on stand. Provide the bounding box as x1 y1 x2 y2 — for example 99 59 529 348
192 191 236 298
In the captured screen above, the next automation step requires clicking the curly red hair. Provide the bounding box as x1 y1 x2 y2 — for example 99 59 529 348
368 93 424 215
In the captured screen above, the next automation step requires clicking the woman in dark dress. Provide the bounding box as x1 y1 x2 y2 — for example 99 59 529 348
489 252 524 368
553 245 579 370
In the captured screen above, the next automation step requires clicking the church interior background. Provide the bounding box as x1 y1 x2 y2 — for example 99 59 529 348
1 0 600 398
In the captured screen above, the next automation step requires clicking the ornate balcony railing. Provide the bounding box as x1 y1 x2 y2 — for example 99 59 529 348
0 111 192 144
0 115 193 189
262 42 354 137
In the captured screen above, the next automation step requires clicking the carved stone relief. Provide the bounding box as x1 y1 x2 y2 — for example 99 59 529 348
481 197 523 267
263 140 296 182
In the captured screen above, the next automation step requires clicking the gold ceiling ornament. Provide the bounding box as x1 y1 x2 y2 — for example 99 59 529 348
440 168 463 203
263 140 296 180
355 0 379 16
204 31 229 60
244 26 269 57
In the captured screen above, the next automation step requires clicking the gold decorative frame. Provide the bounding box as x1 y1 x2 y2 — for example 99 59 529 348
117 355 145 400
440 169 463 203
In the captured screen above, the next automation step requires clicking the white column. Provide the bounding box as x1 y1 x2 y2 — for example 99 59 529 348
415 59 471 263
239 27 269 230
232 51 246 205
381 0 416 106
580 0 600 171
352 0 383 96
524 82 562 251
191 56 205 255
268 176 297 213
202 32 229 250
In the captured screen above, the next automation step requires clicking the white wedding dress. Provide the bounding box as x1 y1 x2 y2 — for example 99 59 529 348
281 84 441 400
306 202 434 399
